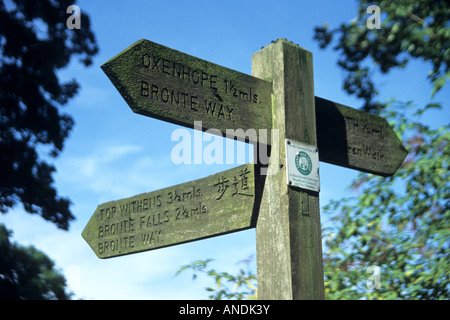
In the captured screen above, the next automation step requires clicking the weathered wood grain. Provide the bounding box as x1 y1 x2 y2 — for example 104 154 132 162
252 39 325 300
91 38 411 302
101 39 273 144
82 163 259 259
101 39 406 176
315 97 408 176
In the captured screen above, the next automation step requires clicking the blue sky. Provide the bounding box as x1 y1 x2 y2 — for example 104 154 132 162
1 0 448 300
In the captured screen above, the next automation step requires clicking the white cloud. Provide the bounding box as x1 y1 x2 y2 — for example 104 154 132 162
57 143 152 199
65 144 142 178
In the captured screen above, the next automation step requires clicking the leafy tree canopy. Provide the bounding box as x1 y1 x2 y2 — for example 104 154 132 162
177 0 449 300
0 0 98 230
175 257 257 300
322 101 449 300
314 0 449 299
0 224 72 299
314 0 449 113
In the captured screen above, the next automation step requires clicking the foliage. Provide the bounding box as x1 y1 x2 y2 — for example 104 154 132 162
314 0 449 299
0 224 72 299
313 0 449 113
322 101 449 300
0 0 98 230
175 257 257 300
176 0 449 300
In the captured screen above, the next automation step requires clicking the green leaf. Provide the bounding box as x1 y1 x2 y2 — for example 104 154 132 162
431 71 450 98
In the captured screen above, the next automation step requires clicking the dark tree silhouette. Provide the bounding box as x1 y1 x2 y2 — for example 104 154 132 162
313 0 449 299
0 0 98 230
0 224 72 299
314 0 449 113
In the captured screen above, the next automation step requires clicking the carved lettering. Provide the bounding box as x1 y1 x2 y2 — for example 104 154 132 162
138 48 268 132
141 230 162 246
224 79 258 103
141 81 198 111
213 167 253 200
99 206 117 220
98 236 135 255
204 100 234 121
98 217 135 238
141 54 218 90
83 163 255 258
175 202 208 220
137 51 264 127
345 116 384 139
139 211 169 229
113 195 162 216
167 186 201 204
348 144 386 163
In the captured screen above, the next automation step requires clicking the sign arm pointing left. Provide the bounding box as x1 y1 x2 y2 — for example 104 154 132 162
82 163 261 259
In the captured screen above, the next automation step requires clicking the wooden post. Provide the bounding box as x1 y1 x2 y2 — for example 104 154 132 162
96 38 406 299
252 39 325 299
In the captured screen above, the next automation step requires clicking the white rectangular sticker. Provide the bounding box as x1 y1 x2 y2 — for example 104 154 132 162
285 139 320 192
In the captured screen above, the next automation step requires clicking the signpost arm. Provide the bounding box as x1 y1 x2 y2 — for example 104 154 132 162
252 39 325 299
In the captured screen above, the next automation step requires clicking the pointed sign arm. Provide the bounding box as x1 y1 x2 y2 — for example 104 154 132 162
101 39 407 177
314 96 408 177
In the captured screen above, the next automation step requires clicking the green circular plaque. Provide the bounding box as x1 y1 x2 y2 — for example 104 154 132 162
295 151 312 175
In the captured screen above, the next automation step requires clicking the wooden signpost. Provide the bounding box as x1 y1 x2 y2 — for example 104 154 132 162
84 38 408 299
315 97 407 176
101 39 407 175
82 163 260 259
100 39 272 144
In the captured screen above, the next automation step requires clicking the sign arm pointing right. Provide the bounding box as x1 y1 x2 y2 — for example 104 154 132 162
314 96 408 177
